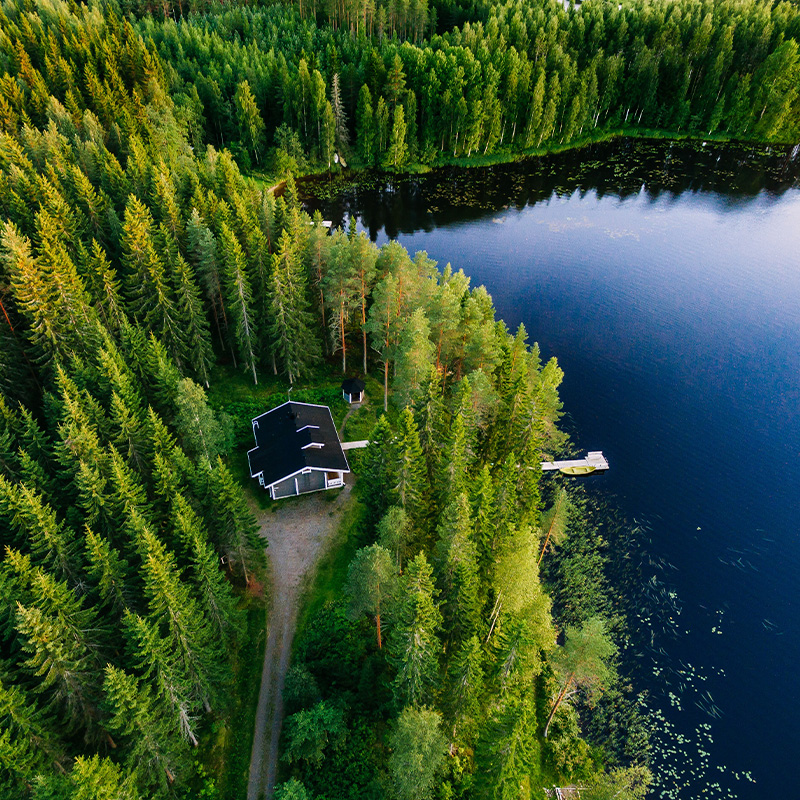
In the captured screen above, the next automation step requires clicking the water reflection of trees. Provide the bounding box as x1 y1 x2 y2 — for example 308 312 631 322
302 139 800 241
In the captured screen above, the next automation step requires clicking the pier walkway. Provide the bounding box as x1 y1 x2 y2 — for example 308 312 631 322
540 451 609 472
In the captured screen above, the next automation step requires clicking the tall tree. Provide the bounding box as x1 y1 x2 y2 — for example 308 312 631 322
269 230 320 383
345 544 397 649
234 80 266 165
387 706 447 800
218 221 258 384
387 552 442 708
543 616 617 738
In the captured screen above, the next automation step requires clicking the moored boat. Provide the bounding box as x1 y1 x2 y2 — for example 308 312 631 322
559 464 598 476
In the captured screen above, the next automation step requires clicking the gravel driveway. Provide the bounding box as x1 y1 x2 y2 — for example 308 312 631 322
246 480 353 800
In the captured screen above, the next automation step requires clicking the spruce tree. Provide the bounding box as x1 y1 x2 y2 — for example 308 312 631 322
122 611 200 747
387 552 442 708
14 602 99 733
444 634 485 743
171 494 244 643
376 505 412 572
218 221 258 384
171 255 214 389
137 527 223 711
120 197 184 370
102 666 186 794
394 309 434 407
207 457 262 584
433 494 481 648
359 415 397 529
268 230 320 383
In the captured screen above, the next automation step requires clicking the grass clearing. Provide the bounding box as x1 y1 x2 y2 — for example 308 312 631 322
294 493 367 648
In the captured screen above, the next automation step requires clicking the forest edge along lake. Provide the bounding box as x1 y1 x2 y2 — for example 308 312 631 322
301 138 800 800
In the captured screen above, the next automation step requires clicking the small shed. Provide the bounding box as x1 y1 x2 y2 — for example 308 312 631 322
341 378 365 404
247 402 350 500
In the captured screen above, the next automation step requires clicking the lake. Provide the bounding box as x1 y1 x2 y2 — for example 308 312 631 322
302 139 800 799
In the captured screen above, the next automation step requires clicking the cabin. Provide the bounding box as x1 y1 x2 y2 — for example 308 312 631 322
247 402 350 500
341 377 365 404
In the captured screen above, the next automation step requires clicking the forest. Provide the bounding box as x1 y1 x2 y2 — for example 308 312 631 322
0 0 793 797
136 0 800 172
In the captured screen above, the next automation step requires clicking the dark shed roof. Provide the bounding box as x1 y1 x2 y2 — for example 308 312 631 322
341 377 366 394
247 402 350 488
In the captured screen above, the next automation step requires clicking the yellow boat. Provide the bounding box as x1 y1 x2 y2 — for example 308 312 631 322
559 464 598 476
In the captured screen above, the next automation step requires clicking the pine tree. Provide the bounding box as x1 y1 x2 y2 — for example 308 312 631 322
322 231 359 373
345 544 397 649
349 230 377 374
365 272 400 411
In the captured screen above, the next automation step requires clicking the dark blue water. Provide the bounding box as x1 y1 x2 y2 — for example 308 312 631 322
303 140 800 798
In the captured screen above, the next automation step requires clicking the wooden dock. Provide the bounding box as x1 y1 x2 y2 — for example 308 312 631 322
540 451 609 472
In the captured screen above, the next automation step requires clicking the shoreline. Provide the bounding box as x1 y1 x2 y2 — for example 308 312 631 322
267 128 797 197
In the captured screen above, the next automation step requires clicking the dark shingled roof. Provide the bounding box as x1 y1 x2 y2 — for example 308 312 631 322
341 377 366 394
247 402 350 489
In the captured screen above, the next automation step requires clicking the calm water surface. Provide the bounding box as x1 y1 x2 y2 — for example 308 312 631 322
303 140 800 798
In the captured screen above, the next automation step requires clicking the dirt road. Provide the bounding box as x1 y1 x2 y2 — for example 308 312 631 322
246 482 352 800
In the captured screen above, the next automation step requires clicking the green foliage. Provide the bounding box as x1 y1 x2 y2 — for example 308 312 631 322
387 553 442 708
282 701 347 767
345 544 397 649
274 778 312 800
387 706 448 800
580 765 653 800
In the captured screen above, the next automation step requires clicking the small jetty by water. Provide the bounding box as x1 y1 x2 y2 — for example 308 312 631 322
541 451 609 475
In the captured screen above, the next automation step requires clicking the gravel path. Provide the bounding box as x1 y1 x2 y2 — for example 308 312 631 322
246 481 352 800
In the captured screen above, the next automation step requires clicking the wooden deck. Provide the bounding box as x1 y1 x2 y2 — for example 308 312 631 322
341 440 369 451
540 451 609 472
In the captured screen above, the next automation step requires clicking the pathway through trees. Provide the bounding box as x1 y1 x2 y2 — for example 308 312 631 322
247 482 353 800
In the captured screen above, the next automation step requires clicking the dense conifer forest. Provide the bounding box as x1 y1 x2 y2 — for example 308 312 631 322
0 0 796 797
